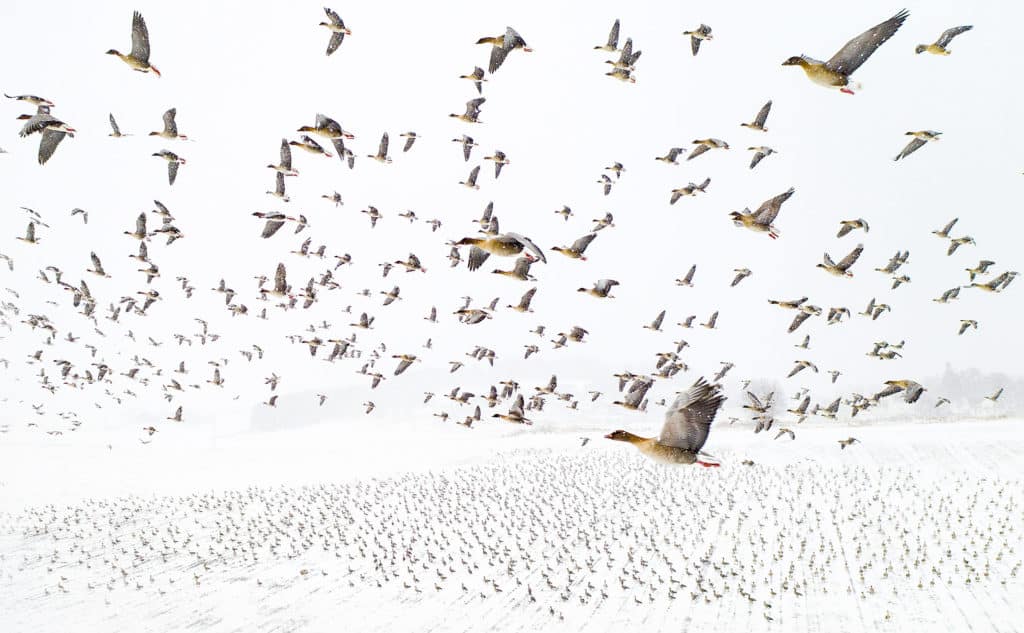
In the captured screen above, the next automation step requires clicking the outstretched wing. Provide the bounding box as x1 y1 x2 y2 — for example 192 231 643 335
467 246 490 272
894 137 926 161
504 232 546 263
825 9 909 76
659 377 725 452
753 100 772 127
837 244 864 270
936 25 972 48
131 11 152 63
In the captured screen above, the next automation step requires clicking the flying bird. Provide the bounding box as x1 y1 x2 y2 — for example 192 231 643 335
894 130 941 161
477 27 532 74
916 25 972 55
106 11 160 76
782 9 909 94
320 8 351 55
606 378 725 466
682 24 713 56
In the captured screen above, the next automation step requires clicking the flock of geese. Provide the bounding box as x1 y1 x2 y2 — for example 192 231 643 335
0 8 1017 462
1 451 1020 628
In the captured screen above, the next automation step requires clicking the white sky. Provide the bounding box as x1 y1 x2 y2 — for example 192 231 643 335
0 0 1021 436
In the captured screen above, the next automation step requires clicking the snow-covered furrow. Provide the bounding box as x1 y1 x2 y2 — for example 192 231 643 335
2 425 1022 633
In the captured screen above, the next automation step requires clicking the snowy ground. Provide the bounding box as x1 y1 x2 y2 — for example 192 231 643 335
1 418 1022 633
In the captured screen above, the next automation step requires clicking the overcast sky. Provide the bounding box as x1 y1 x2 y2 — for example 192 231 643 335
0 0 1020 437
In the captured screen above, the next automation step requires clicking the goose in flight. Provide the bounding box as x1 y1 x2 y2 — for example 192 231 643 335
477 27 532 74
782 9 909 94
947 236 974 256
17 222 40 245
259 263 290 300
683 24 713 56
152 150 185 185
741 100 772 131
747 146 776 170
731 268 752 287
298 113 355 140
392 354 419 376
957 319 977 335
687 138 729 161
873 379 926 403
932 217 958 238
838 437 860 450
150 108 187 140
730 187 795 239
108 113 128 137
837 218 869 237
368 132 391 163
594 19 621 52
508 287 537 313
578 279 619 298
551 233 597 260
493 394 530 424
450 98 485 123
894 130 940 161
817 243 864 277
916 25 972 55
455 232 546 271
107 12 160 76
320 7 351 56
459 165 481 189
268 139 298 176
484 150 509 178
492 254 536 280
670 178 710 203
606 377 724 466
459 67 487 94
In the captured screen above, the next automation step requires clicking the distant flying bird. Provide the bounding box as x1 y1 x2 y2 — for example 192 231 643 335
747 146 776 170
399 132 418 152
108 113 128 137
916 25 972 55
932 217 958 238
606 377 725 466
367 132 392 164
730 268 752 287
894 130 941 161
450 98 486 124
152 150 185 185
578 279 619 298
730 187 795 239
837 218 870 238
985 387 1003 402
782 9 909 94
551 233 597 260
320 8 351 56
874 379 926 403
459 67 487 94
594 19 621 52
106 11 160 77
682 24 713 56
957 319 977 335
687 138 729 161
741 101 772 131
477 27 532 74
150 108 187 140
817 244 864 277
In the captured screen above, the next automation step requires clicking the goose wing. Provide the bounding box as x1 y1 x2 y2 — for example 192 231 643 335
130 11 152 63
825 9 909 76
659 377 724 451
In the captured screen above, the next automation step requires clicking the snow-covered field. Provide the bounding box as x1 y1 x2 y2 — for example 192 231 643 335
1 418 1022 633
